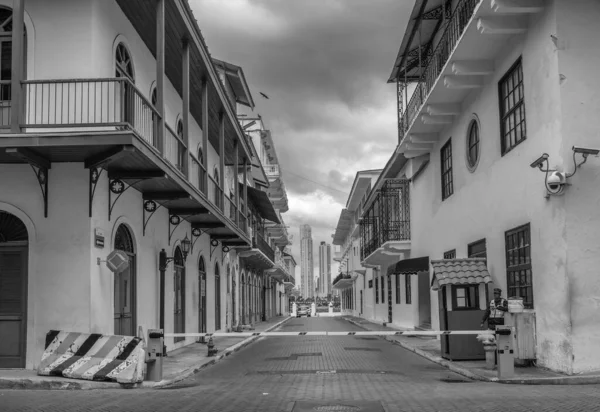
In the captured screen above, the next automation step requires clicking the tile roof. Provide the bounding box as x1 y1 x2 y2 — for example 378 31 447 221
430 258 492 291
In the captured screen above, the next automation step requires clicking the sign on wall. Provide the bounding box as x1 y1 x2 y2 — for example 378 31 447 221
95 228 105 248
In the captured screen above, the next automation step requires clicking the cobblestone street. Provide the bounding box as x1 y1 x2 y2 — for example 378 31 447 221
2 317 600 411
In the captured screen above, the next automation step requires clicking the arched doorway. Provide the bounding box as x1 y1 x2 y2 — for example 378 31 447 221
114 224 136 336
0 211 28 368
115 42 135 127
0 7 28 104
173 247 185 343
198 256 206 334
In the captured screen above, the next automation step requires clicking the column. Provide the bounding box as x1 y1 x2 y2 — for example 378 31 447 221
219 113 225 209
243 158 248 232
201 80 209 192
234 139 239 226
10 0 24 133
182 37 190 177
155 0 165 152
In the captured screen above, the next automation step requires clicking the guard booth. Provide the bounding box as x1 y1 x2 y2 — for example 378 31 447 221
430 258 492 361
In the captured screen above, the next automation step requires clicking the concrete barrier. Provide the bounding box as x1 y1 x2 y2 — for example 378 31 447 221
37 330 146 384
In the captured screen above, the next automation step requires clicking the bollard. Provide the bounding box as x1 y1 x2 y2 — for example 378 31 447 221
495 326 515 379
207 336 218 356
145 329 164 382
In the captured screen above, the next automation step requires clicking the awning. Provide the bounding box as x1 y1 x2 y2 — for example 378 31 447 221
430 258 492 291
245 185 280 224
387 256 429 276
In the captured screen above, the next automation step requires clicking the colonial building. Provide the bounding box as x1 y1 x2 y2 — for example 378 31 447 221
380 0 600 374
0 0 295 370
332 170 381 318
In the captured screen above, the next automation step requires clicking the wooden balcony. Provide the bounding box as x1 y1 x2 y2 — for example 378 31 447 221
0 77 250 243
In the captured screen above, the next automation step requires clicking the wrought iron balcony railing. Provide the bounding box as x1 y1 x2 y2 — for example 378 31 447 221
332 273 351 286
399 0 480 138
360 179 411 261
13 77 249 238
253 232 275 263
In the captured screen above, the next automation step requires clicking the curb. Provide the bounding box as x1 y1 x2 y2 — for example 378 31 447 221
0 317 292 391
342 317 600 385
148 316 292 389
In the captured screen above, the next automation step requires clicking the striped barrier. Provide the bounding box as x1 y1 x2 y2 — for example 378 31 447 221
164 330 494 338
37 330 146 384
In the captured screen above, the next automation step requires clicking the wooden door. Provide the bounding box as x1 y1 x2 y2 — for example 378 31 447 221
113 224 136 336
0 247 27 368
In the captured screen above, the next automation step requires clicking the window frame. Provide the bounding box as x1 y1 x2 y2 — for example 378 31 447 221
395 274 401 304
451 285 480 311
375 277 379 304
467 238 487 259
405 274 412 304
443 249 456 260
440 138 454 200
380 275 385 303
466 116 481 171
505 223 534 308
498 57 526 156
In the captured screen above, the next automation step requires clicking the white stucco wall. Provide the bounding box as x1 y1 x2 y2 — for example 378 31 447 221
554 0 600 374
404 2 594 373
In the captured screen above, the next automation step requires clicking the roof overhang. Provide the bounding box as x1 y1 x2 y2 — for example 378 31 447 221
245 185 280 224
387 256 429 275
332 209 354 245
347 170 382 210
212 58 255 108
430 258 492 291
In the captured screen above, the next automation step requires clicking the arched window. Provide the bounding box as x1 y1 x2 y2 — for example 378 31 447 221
151 87 157 106
0 7 28 101
114 224 134 253
466 118 480 171
175 119 185 172
115 43 134 81
213 169 221 209
0 210 28 242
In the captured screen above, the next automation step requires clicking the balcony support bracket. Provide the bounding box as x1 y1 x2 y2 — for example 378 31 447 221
89 167 104 218
142 200 163 236
108 178 143 221
168 213 194 246
190 226 206 254
210 238 220 261
6 148 51 218
477 17 528 35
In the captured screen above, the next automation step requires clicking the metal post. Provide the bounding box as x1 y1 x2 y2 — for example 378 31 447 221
10 0 24 133
156 0 165 153
182 38 190 177
158 249 167 356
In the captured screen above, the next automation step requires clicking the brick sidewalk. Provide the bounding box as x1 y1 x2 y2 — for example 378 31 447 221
0 316 291 390
342 315 600 385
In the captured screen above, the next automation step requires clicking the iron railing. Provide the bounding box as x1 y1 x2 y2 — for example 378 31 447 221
254 232 275 263
16 77 253 238
400 0 480 138
360 179 411 261
225 195 238 223
333 273 351 286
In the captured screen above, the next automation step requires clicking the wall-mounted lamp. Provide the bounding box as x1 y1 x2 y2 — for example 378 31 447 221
159 234 192 271
530 146 599 198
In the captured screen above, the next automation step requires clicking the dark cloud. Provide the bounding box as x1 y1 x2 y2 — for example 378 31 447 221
191 0 412 277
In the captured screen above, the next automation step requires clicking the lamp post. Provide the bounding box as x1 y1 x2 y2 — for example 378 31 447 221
158 235 192 354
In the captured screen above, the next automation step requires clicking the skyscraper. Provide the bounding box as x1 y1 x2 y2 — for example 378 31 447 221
300 225 314 299
319 241 332 297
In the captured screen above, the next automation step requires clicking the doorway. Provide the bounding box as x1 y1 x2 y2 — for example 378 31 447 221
173 247 185 343
360 290 363 315
114 224 136 337
0 211 28 368
198 257 206 334
215 264 221 330
115 42 135 128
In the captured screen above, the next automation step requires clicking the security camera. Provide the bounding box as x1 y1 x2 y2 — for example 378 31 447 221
572 146 600 156
546 171 566 194
530 153 549 169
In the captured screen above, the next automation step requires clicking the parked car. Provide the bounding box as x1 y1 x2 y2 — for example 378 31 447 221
297 305 311 318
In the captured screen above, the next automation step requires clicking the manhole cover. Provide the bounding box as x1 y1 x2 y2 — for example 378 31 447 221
314 405 361 411
292 400 384 412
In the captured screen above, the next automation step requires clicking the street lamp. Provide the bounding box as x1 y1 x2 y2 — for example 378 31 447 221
159 234 192 270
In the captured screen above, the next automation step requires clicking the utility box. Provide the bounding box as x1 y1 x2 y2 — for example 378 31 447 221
146 329 164 382
495 326 515 379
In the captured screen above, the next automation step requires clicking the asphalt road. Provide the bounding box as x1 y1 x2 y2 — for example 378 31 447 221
2 317 600 411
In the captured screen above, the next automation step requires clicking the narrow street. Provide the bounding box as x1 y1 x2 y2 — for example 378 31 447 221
2 317 600 412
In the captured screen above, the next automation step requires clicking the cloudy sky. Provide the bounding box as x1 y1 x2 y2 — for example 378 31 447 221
190 0 412 287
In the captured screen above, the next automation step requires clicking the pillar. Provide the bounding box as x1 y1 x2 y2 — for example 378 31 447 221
10 0 24 133
182 38 190 176
155 0 165 152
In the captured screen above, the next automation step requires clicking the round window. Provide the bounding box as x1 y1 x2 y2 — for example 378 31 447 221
466 119 480 170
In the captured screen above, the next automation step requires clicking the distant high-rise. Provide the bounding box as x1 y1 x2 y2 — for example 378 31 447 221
318 241 332 297
300 225 314 299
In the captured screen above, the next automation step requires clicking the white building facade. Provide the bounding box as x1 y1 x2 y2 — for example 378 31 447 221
378 0 600 374
0 0 295 370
